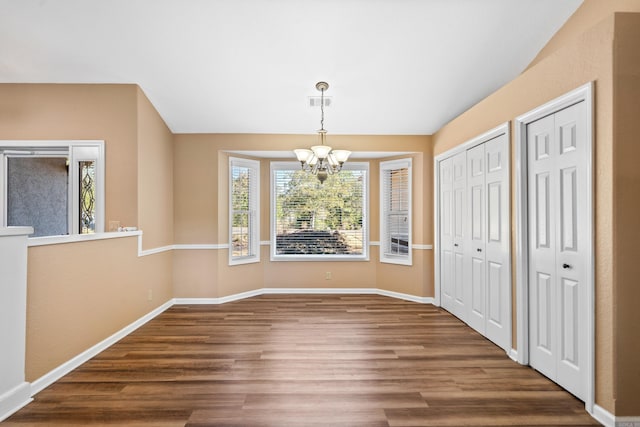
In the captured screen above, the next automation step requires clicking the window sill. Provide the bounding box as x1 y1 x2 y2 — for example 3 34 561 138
380 256 413 266
229 256 261 266
28 230 142 247
271 254 370 262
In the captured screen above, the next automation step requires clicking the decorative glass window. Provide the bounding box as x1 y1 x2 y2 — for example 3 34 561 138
271 161 368 261
380 158 412 265
0 141 104 237
79 161 96 234
229 157 260 265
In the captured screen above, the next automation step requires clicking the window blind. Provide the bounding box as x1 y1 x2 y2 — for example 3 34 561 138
381 159 411 264
230 158 259 264
272 163 367 259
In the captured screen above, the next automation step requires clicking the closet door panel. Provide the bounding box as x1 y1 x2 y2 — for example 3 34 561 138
528 114 558 381
466 143 485 334
439 157 455 312
451 151 468 320
484 134 510 350
554 102 587 399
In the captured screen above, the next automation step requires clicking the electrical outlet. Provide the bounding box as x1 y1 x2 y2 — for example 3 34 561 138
325 272 332 280
147 289 153 301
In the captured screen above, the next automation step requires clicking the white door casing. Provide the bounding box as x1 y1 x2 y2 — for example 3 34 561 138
515 82 594 410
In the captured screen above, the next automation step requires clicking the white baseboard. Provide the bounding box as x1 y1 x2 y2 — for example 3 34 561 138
30 300 173 396
0 382 32 422
172 297 221 304
174 288 263 305
263 287 379 295
375 288 434 304
592 404 640 427
174 287 429 307
592 404 616 427
173 288 434 305
508 348 518 362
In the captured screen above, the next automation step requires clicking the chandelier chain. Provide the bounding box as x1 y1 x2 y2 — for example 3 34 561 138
320 86 325 132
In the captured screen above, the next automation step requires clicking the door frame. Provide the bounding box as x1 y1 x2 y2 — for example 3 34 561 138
433 122 511 352
514 82 594 411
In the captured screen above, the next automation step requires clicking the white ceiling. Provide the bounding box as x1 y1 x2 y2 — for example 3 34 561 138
0 0 583 135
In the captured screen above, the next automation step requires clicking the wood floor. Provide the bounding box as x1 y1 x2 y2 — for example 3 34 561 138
4 294 600 426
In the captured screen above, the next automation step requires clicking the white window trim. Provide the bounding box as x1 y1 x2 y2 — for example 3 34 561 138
0 140 105 236
270 161 369 262
229 157 260 266
380 158 412 266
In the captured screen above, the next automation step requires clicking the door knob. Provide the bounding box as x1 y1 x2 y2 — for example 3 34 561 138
562 263 571 269
477 248 482 252
454 243 459 247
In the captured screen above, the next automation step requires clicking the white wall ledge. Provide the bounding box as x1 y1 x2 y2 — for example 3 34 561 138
28 231 142 247
0 227 34 237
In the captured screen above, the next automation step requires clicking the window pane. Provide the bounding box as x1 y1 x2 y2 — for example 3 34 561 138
388 213 409 254
232 211 250 257
7 157 69 237
381 161 411 264
386 167 409 255
274 168 365 256
79 161 96 234
231 164 256 259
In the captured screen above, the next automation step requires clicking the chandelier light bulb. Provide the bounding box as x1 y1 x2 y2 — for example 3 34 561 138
311 145 332 160
294 149 313 163
331 150 351 164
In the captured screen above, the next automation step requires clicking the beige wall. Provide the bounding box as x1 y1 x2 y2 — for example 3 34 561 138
137 87 174 249
528 0 640 69
26 238 173 380
0 84 139 227
0 84 175 380
612 13 640 416
172 133 433 299
433 5 640 415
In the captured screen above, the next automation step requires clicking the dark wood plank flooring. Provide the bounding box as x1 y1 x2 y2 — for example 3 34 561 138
4 294 600 426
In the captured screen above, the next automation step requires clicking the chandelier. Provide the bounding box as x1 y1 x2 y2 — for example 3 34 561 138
294 81 351 183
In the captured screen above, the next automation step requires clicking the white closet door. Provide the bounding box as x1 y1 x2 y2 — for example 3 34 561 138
439 156 455 312
452 151 468 320
466 143 486 334
528 113 558 381
466 134 510 349
438 126 511 353
483 134 510 350
527 101 587 400
554 102 588 398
